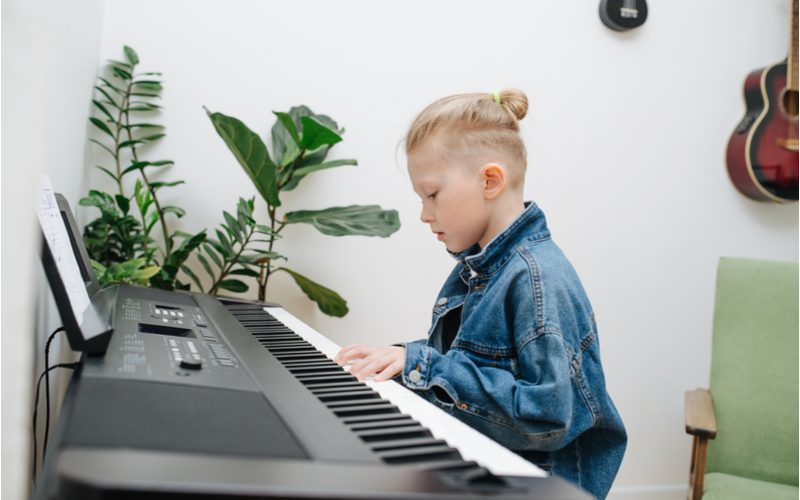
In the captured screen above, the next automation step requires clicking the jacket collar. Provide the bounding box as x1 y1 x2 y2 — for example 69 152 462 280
449 201 550 278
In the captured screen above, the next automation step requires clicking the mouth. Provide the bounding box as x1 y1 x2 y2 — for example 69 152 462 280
434 232 445 241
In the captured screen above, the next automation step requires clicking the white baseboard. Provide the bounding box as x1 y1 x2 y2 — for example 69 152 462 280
607 484 685 500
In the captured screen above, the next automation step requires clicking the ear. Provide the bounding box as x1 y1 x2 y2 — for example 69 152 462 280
480 163 507 200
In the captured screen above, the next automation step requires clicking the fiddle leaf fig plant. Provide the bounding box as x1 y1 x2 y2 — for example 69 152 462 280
205 105 400 317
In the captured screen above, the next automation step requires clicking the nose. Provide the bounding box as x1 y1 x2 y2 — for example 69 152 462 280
420 204 433 223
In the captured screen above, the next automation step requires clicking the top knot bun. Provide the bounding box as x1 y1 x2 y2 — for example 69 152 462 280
497 88 529 121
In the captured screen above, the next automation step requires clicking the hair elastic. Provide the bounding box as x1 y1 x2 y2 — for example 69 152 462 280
492 91 501 105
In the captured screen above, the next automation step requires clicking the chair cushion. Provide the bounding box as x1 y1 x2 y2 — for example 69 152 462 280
706 258 798 485
704 472 799 500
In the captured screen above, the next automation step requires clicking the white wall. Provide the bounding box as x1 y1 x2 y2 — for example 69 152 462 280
4 0 796 498
1 0 105 498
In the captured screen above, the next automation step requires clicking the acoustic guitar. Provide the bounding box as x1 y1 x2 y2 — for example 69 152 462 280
726 0 799 202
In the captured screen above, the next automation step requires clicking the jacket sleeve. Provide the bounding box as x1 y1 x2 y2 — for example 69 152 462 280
401 322 579 451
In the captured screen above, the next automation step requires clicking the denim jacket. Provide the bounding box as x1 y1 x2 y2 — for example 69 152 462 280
400 202 626 499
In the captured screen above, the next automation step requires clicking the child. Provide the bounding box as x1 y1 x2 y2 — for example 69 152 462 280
334 89 627 499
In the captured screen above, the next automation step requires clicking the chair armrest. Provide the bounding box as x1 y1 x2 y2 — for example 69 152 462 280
685 389 717 438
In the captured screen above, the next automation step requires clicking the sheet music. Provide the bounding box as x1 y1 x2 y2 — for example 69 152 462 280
36 174 90 322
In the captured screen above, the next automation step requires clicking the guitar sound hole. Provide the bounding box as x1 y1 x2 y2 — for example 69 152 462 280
781 89 799 118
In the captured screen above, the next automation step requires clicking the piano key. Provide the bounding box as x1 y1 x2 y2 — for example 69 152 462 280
265 306 546 479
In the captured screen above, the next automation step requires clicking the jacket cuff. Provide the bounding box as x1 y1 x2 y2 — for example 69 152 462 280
402 340 430 389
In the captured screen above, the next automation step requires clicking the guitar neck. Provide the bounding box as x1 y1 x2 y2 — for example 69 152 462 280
790 0 798 91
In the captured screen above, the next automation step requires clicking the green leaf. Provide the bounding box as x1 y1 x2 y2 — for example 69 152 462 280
124 46 140 65
121 161 151 176
132 80 163 91
114 195 130 214
180 264 204 292
277 267 348 317
118 139 144 150
218 279 249 293
89 139 115 156
283 205 401 237
112 66 132 81
150 180 185 190
140 133 166 142
95 166 119 182
229 268 260 278
97 78 122 94
206 109 280 207
282 158 357 191
124 123 164 130
94 86 119 107
92 100 115 122
161 206 186 218
273 112 301 146
299 116 342 151
223 211 243 243
196 252 216 279
216 229 233 256
90 117 115 139
130 265 160 282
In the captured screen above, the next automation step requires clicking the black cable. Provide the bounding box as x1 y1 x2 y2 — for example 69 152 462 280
31 326 65 483
31 362 79 482
42 326 65 463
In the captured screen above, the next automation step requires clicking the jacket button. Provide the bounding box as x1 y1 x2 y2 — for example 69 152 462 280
458 403 468 410
436 297 448 306
408 369 421 383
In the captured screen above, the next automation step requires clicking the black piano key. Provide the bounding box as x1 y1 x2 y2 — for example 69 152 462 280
272 353 329 361
325 399 392 410
309 382 368 393
348 418 418 432
288 366 345 375
377 444 462 465
296 373 357 383
356 425 433 443
341 414 414 426
316 390 381 403
281 359 337 366
371 437 449 452
333 403 400 418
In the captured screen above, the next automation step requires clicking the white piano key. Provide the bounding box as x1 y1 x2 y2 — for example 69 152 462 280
265 306 546 479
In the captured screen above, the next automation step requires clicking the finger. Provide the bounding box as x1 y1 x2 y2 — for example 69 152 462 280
374 358 404 382
335 344 373 365
350 353 392 381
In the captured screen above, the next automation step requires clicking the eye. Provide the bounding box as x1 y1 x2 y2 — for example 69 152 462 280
427 191 438 200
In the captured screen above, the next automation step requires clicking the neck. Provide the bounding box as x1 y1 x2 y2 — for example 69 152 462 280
479 195 526 248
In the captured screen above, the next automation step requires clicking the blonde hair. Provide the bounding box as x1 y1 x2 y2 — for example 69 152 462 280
405 89 529 189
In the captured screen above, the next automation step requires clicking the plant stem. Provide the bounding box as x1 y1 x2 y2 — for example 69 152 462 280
259 205 279 302
124 75 171 261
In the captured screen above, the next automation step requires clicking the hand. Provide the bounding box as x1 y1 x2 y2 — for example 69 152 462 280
335 344 406 382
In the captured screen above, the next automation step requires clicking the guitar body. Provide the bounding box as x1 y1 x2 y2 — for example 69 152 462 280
726 61 799 202
599 0 648 31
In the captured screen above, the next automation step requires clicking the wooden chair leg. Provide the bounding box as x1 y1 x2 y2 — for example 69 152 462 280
688 436 708 500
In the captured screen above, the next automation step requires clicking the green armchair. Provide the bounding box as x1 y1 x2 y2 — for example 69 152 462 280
685 257 798 499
